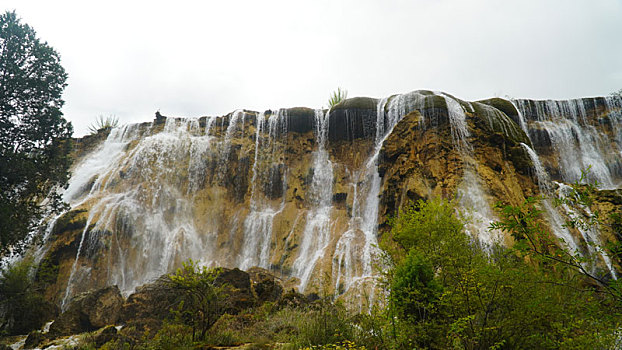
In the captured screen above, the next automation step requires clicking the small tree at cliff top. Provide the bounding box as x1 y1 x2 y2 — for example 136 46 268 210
0 11 73 256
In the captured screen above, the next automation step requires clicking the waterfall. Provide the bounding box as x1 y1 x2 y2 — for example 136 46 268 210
31 90 619 308
293 109 334 291
513 98 621 189
60 118 223 303
521 142 617 279
512 97 621 277
439 93 499 246
239 111 287 270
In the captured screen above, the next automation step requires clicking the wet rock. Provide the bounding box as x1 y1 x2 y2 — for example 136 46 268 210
285 107 316 134
332 192 347 203
277 289 309 308
215 268 255 312
24 331 48 349
120 278 178 323
477 97 520 123
328 97 378 142
247 267 284 303
154 111 166 124
92 325 118 347
49 285 123 337
263 164 285 199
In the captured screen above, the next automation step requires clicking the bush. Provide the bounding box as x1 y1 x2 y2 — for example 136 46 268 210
166 260 231 341
0 258 55 335
383 197 621 349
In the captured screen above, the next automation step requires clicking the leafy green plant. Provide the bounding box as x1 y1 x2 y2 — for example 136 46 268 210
88 115 119 134
328 88 348 108
0 258 55 335
490 169 622 302
382 197 620 349
166 260 231 341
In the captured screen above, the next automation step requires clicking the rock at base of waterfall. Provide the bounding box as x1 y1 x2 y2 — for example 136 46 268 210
49 285 123 337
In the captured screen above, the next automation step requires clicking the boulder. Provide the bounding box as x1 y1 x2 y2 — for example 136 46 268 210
247 267 284 302
92 325 118 347
24 331 48 349
284 107 316 134
49 285 123 337
328 97 378 142
120 277 178 323
215 268 255 312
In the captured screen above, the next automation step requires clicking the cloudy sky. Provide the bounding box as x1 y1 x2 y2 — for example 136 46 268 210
3 0 622 136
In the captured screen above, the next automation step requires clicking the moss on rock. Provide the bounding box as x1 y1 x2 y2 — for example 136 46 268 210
330 97 378 111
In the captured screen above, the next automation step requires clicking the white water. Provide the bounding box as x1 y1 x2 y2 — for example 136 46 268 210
440 93 500 246
60 118 222 304
521 142 617 279
24 91 619 308
513 98 621 189
293 109 334 291
239 111 287 270
520 142 580 254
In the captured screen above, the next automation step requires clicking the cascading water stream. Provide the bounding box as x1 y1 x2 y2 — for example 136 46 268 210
293 109 334 291
521 142 617 279
239 111 288 270
29 90 620 311
60 117 226 304
440 93 499 246
513 98 621 188
520 142 579 251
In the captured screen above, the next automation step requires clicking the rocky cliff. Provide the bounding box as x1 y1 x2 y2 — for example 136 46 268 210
31 90 622 309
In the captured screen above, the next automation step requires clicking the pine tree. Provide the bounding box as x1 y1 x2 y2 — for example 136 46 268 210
0 11 73 255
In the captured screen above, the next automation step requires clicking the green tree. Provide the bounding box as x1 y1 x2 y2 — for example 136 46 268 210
0 11 73 255
0 257 55 335
382 198 620 349
166 260 231 341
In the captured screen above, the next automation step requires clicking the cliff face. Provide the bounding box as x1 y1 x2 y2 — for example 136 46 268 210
35 90 622 308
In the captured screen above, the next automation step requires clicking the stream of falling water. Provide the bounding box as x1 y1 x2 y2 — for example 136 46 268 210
293 109 334 291
61 117 223 307
38 92 622 309
239 111 287 270
441 93 499 246
60 124 144 309
521 141 618 279
513 97 622 278
513 98 621 188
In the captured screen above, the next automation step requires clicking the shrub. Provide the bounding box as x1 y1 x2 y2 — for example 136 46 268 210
166 260 231 341
328 88 348 108
0 258 55 335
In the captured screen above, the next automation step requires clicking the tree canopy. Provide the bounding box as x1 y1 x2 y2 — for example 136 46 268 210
0 11 73 255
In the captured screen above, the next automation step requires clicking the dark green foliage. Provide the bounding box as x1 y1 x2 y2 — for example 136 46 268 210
0 258 55 335
390 251 442 322
382 197 621 349
0 11 73 255
296 299 355 348
166 260 231 341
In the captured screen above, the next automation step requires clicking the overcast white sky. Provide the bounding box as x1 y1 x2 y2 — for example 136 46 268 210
3 0 622 136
